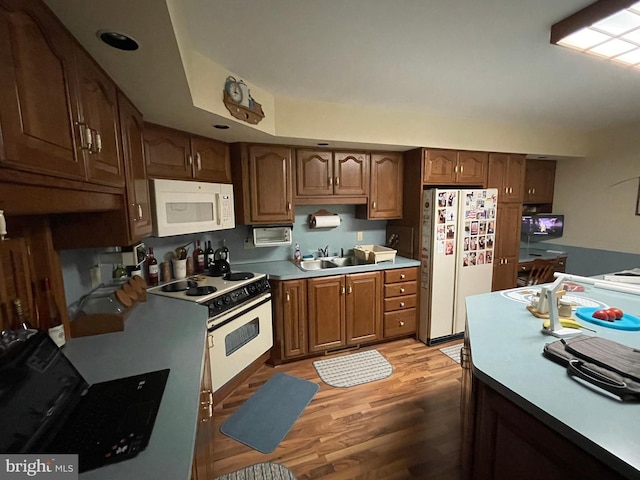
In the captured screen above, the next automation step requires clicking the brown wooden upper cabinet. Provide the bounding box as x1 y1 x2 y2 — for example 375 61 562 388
0 0 123 187
423 149 487 185
143 123 231 183
231 144 294 225
118 92 152 243
295 149 369 203
487 153 526 203
75 46 125 188
524 159 556 204
356 152 403 219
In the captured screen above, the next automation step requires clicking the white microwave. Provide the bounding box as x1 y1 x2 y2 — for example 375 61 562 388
149 179 235 237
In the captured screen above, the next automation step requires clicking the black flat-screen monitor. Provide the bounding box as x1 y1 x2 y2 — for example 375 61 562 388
521 214 564 241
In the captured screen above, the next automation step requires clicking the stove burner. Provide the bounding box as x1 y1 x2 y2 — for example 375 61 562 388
223 272 255 281
186 286 216 296
161 280 197 292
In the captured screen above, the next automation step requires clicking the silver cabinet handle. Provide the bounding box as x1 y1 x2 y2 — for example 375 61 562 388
460 165 464 173
372 201 377 209
454 165 458 173
85 126 93 151
348 284 352 294
400 274 405 279
137 204 143 220
341 284 345 295
335 176 340 186
286 291 290 302
399 287 405 293
94 130 102 153
196 152 202 171
399 321 405 327
187 154 193 166
328 177 333 186
399 302 405 308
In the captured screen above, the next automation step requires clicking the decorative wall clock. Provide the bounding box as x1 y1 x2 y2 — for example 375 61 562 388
223 76 265 125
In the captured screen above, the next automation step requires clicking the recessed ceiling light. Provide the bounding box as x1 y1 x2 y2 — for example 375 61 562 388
213 124 230 129
97 30 139 51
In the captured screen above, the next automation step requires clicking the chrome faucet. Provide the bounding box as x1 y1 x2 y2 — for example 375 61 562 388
318 245 329 257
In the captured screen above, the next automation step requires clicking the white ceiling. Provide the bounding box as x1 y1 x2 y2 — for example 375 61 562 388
44 0 640 151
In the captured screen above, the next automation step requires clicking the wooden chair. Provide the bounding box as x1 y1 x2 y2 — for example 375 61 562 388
517 258 557 287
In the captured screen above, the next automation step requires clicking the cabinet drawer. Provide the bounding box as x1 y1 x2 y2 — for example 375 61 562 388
384 268 417 284
384 281 417 298
384 309 416 337
384 294 417 312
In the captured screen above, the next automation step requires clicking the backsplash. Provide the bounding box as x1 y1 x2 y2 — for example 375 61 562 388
59 205 387 306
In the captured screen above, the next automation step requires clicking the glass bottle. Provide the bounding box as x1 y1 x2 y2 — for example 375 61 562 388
41 278 65 348
146 247 159 286
205 241 214 269
193 240 205 273
12 298 32 330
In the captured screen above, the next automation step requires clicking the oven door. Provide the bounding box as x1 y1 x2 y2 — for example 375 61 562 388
207 293 273 392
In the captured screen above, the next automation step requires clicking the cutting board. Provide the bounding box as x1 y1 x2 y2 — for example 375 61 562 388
575 307 640 331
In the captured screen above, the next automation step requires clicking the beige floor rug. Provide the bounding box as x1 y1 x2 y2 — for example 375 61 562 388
313 349 393 388
214 462 296 480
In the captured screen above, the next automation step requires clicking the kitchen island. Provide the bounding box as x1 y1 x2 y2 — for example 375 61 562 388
464 282 640 479
62 295 208 480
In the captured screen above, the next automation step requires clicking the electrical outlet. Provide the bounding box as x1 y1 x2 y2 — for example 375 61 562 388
90 265 101 288
357 231 363 241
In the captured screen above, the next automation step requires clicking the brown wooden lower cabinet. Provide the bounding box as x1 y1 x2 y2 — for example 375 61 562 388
271 278 308 363
462 335 626 480
191 345 215 480
307 272 382 352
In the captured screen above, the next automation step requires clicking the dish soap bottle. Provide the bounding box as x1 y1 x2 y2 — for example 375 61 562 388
293 243 301 264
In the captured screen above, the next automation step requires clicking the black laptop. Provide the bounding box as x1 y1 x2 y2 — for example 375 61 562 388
0 330 170 472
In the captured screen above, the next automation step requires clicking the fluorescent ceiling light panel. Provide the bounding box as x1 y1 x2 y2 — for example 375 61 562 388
551 0 640 68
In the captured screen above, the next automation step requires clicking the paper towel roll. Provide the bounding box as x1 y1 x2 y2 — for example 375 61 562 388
310 214 341 228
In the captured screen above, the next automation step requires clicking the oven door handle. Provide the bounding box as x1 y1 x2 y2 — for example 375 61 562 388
207 294 271 332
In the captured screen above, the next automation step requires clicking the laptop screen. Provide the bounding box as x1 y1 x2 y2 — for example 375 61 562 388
0 331 88 453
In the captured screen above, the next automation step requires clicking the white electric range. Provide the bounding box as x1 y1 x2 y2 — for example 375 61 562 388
148 271 272 392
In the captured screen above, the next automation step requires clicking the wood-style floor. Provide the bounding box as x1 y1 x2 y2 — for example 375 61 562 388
211 338 464 479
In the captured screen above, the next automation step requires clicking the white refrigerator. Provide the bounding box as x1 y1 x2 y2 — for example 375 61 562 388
418 188 498 345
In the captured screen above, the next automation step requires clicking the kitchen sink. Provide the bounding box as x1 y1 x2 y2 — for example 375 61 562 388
296 256 361 271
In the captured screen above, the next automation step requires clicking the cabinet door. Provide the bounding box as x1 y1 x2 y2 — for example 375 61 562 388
295 149 333 197
487 154 508 201
282 279 307 358
368 152 403 219
492 256 519 291
307 275 345 352
524 159 556 204
191 344 215 480
333 152 368 196
0 0 85 179
346 271 382 345
247 145 294 223
505 155 525 203
457 151 487 185
143 123 192 179
492 202 521 291
75 47 124 187
423 149 456 184
118 92 151 242
495 203 521 260
191 135 231 183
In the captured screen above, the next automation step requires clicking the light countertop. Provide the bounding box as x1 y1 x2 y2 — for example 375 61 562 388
63 295 208 480
235 256 420 281
518 246 567 264
466 283 640 478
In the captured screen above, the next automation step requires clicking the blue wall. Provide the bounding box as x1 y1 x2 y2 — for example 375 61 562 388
60 205 387 307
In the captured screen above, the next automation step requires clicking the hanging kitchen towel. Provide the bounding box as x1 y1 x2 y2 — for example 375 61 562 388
543 335 640 401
